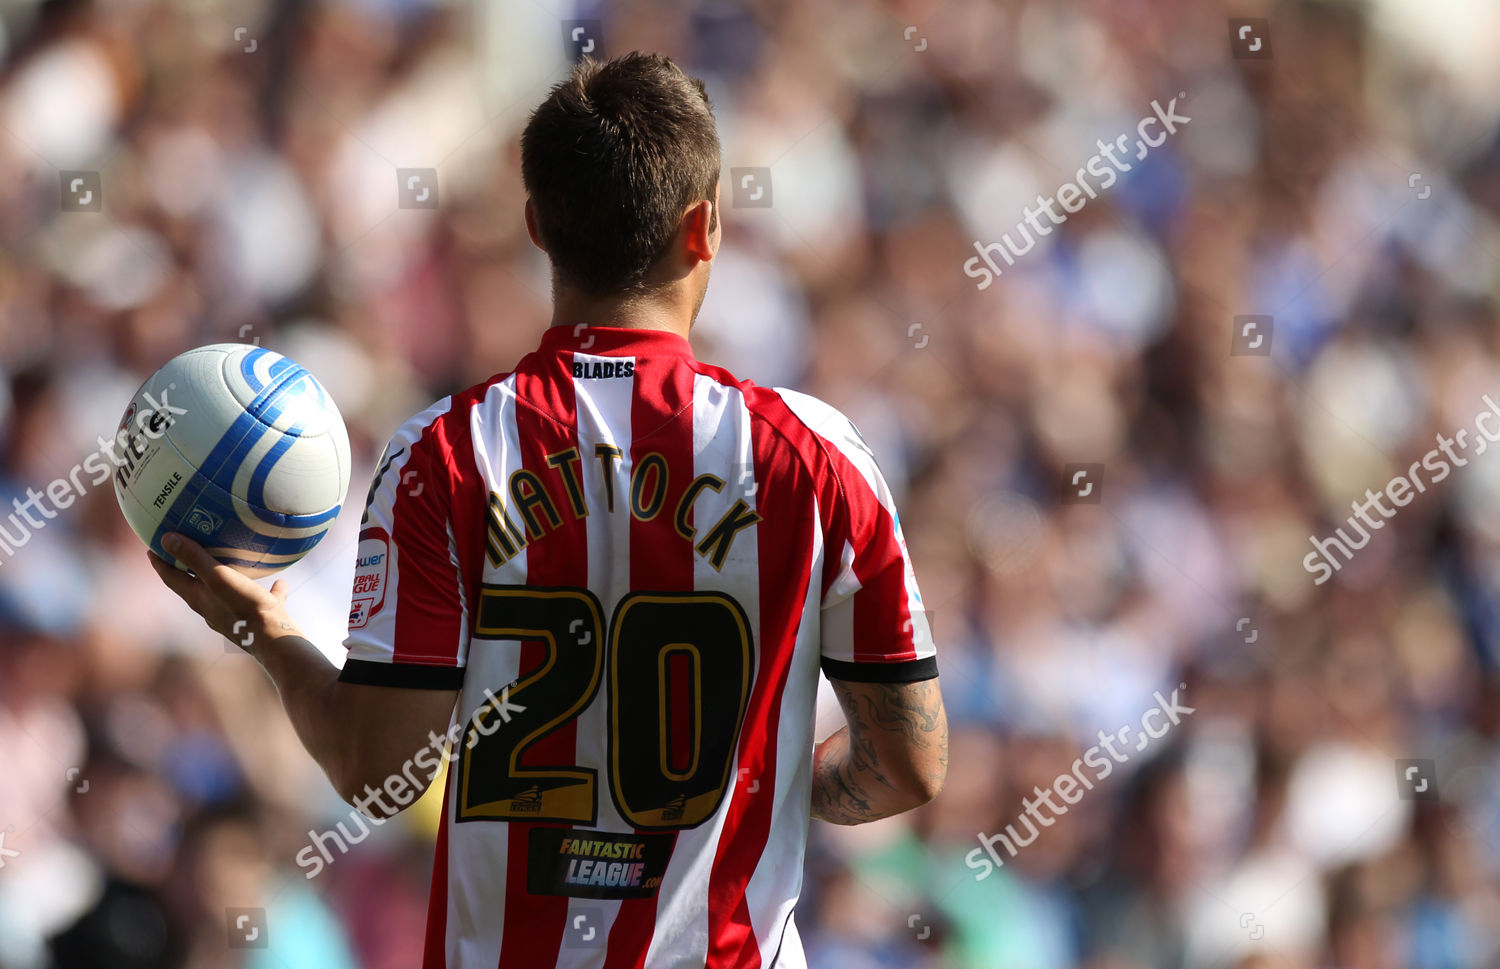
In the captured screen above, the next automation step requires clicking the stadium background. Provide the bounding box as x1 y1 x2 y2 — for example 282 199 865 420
3 0 1500 966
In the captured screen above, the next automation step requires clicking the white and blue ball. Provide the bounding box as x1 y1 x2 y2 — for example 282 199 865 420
113 343 351 576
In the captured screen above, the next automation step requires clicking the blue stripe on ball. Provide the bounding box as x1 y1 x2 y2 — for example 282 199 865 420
150 360 337 561
238 347 299 393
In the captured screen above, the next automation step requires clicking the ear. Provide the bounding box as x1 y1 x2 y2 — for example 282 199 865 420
683 198 716 264
524 200 546 252
711 181 722 247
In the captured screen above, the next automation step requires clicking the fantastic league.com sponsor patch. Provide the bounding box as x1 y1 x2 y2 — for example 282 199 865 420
348 526 390 629
527 828 674 899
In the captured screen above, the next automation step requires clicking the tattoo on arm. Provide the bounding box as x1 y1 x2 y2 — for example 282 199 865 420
855 685 943 743
812 730 873 820
810 678 948 825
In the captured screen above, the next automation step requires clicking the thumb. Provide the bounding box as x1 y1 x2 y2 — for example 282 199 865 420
269 579 291 604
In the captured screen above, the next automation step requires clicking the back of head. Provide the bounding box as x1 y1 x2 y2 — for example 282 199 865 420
521 52 721 298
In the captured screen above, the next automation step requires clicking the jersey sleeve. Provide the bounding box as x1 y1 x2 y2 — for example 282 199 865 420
776 390 938 683
339 402 472 690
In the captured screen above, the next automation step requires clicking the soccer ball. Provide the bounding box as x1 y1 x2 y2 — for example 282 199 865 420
112 343 351 576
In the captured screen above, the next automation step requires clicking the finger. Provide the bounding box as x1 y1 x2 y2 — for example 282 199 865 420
269 578 291 605
161 533 260 597
148 549 213 613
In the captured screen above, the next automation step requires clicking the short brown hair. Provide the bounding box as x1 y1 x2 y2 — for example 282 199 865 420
520 52 721 297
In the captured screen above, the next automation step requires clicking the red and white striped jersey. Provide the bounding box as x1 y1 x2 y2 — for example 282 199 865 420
339 325 936 969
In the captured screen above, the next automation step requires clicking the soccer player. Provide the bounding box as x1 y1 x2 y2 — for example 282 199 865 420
151 52 946 968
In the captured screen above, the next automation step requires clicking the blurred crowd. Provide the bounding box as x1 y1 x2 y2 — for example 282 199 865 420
4 0 1500 967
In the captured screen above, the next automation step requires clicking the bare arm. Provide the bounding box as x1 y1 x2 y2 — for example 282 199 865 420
810 676 948 825
151 534 458 810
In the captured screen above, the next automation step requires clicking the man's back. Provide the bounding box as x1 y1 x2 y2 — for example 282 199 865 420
342 325 935 968
148 53 943 969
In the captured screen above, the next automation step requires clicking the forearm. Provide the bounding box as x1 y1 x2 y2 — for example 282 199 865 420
810 677 948 825
810 726 914 824
246 627 459 809
148 537 454 811
248 629 353 794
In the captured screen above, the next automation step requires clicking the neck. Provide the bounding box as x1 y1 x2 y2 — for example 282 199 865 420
549 286 692 341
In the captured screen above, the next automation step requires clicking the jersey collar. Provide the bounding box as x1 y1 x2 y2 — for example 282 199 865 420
539 325 695 358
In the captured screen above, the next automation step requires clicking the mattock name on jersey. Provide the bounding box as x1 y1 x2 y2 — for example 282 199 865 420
484 446 763 571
